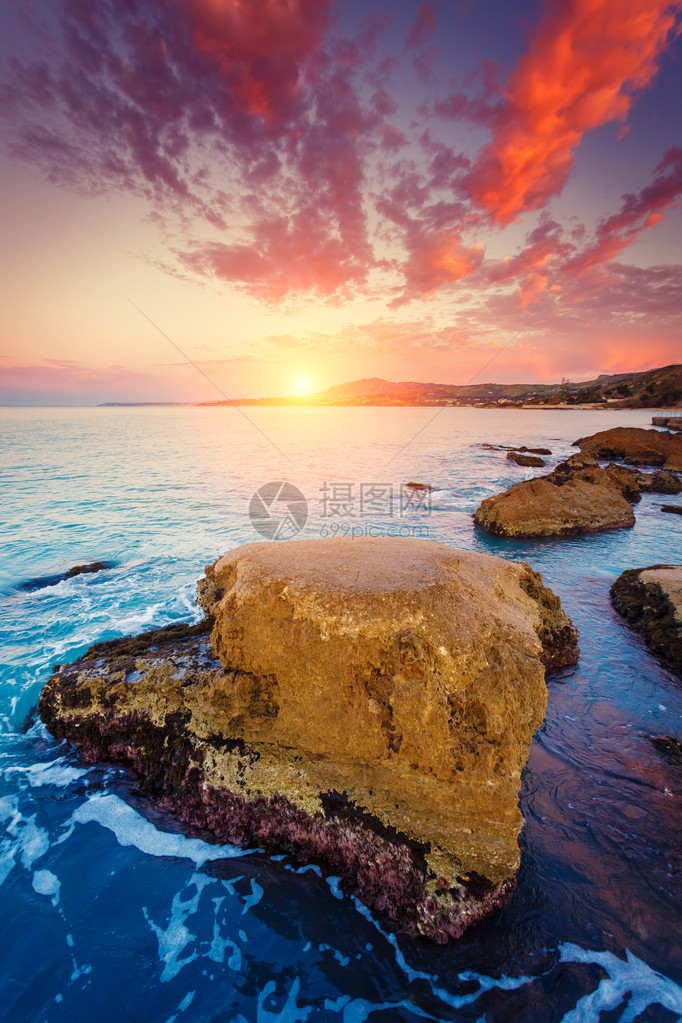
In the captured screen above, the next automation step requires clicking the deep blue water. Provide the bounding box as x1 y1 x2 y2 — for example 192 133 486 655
1 405 681 1023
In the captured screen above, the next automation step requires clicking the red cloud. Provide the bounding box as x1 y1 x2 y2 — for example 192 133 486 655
188 0 331 124
468 0 682 222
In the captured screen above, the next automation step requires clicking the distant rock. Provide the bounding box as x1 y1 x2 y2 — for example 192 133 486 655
611 565 682 678
405 481 433 491
661 505 682 516
573 427 682 471
516 445 552 456
39 537 578 942
474 477 636 538
17 561 114 592
506 452 545 467
481 443 551 455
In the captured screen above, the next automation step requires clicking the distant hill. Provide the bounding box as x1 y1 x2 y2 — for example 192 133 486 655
100 364 682 409
321 378 432 397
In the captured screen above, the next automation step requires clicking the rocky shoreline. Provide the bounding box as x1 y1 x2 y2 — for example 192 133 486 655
475 427 681 538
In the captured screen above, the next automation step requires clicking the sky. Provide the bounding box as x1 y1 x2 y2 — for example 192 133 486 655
0 0 681 404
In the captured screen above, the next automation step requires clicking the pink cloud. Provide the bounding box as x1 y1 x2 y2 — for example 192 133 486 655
566 147 682 274
178 203 370 304
405 2 438 50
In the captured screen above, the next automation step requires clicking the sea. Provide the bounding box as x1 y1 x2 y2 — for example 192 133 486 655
0 405 681 1023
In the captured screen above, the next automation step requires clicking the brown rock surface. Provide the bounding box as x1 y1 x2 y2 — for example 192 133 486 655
558 452 600 471
506 451 545 467
574 427 682 471
639 470 682 494
545 463 643 502
611 565 682 678
474 477 636 538
39 537 578 941
547 463 681 501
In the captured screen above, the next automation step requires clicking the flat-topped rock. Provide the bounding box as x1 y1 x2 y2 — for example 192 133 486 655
611 565 682 678
474 477 635 538
507 451 545 467
40 537 578 942
574 427 682 471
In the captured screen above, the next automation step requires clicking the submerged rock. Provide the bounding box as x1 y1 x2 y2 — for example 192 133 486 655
651 736 682 766
611 565 682 678
474 477 635 538
573 427 682 471
39 537 578 942
17 561 114 592
506 452 545 467
482 444 551 456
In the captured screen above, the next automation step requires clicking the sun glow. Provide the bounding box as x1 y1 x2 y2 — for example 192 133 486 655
293 374 314 396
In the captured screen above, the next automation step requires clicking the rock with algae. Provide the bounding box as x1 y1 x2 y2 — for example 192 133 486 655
611 564 682 679
40 536 578 941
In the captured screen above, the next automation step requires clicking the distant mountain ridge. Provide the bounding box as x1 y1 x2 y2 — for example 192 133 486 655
100 364 682 409
322 378 438 397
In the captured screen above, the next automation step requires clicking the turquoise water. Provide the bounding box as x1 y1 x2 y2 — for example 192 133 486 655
1 405 681 1022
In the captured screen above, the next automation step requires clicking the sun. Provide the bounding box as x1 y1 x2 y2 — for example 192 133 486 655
293 374 314 396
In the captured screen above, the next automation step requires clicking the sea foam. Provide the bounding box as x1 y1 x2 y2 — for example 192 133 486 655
65 792 247 866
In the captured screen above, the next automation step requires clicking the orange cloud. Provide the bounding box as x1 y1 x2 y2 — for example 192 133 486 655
469 0 682 222
390 228 484 307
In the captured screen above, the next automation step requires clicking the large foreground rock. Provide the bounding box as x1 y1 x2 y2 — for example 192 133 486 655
574 427 682 471
474 477 635 538
40 537 578 942
611 565 682 678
